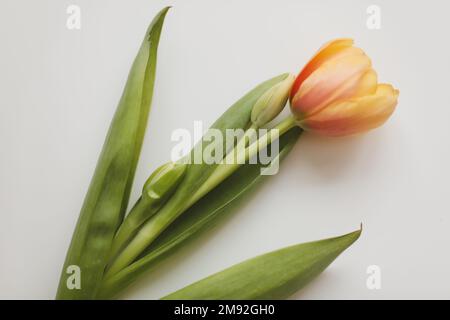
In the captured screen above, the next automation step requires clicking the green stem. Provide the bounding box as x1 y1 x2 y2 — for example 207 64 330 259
105 116 297 277
108 198 155 261
188 116 295 207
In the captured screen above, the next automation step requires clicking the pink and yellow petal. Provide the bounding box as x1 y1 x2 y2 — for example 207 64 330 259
299 84 399 136
291 49 372 116
290 38 354 100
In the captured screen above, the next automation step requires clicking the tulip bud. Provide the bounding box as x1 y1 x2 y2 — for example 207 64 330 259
108 161 187 262
290 39 399 136
142 161 187 202
251 74 295 127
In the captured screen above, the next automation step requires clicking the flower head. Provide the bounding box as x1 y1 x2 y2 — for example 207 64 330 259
290 39 399 136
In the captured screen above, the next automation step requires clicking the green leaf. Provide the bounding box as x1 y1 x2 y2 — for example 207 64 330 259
162 227 361 300
104 73 293 276
56 7 170 299
98 127 302 299
145 74 293 232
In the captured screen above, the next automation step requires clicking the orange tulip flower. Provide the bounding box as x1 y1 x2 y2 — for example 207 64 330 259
290 39 399 136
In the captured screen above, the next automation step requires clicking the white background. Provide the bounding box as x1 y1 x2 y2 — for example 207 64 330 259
1 0 449 299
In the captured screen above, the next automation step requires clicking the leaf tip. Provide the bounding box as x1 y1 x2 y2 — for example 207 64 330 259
348 224 363 244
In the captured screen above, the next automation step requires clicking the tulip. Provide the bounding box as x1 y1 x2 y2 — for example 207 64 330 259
290 39 399 136
102 37 400 292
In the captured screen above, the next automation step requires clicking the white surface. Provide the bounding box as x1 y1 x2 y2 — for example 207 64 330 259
1 0 449 299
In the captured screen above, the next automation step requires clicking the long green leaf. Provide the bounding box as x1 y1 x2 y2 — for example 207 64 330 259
98 127 302 299
162 227 361 300
56 7 170 299
104 73 292 276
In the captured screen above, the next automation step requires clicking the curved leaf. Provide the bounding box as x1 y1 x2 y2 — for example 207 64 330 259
163 227 361 300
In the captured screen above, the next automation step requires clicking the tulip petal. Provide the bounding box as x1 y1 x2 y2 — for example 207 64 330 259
300 84 399 137
290 38 354 100
352 68 378 97
291 47 373 116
